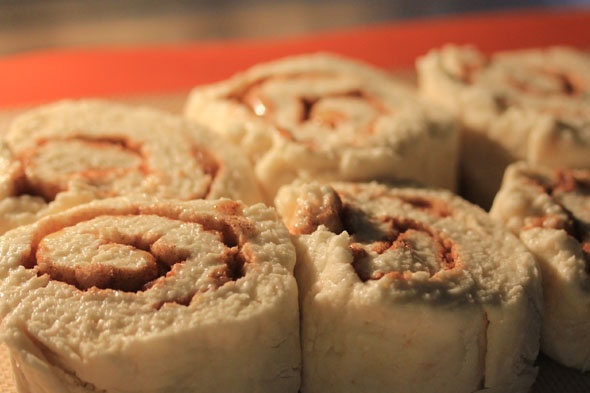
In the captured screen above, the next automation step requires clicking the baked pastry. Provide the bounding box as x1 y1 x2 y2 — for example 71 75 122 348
490 161 590 370
184 53 458 201
0 99 263 234
417 45 590 209
275 181 542 393
0 197 300 393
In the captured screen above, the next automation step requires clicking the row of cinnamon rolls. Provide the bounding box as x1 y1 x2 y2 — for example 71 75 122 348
0 47 587 393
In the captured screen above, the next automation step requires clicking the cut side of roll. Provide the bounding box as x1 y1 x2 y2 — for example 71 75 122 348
185 53 458 201
0 99 263 234
417 45 590 209
0 197 300 393
275 181 541 393
490 162 590 370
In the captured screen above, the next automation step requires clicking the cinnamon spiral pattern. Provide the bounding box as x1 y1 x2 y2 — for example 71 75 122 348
0 197 300 393
185 53 458 201
490 162 590 370
275 181 541 393
417 45 590 209
0 100 263 234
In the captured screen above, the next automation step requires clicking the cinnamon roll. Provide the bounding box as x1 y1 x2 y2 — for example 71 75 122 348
0 99 263 234
184 53 458 201
490 162 590 370
417 45 590 209
0 197 300 393
275 181 542 393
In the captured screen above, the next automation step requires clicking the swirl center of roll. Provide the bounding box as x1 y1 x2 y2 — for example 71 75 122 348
17 137 144 201
31 210 251 294
228 74 387 146
278 184 460 282
346 213 457 282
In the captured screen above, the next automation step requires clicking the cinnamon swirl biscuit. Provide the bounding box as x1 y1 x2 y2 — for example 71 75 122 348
490 162 590 370
0 99 263 234
184 53 458 201
275 181 541 393
417 45 590 209
0 197 300 393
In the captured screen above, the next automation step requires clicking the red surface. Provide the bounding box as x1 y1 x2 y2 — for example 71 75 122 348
0 7 589 108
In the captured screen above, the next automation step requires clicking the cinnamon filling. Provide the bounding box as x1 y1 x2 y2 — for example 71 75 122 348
14 136 145 201
284 185 459 281
340 186 454 219
10 135 222 201
226 73 388 145
397 196 452 218
525 169 590 273
459 53 586 115
505 69 582 97
208 248 247 288
327 199 457 282
346 213 457 282
298 90 380 127
29 212 254 303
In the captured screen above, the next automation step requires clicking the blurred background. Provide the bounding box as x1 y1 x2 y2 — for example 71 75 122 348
1 0 588 56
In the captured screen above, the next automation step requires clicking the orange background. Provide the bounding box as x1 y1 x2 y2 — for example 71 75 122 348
0 7 588 108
